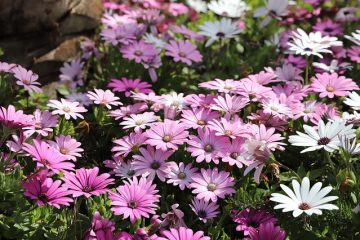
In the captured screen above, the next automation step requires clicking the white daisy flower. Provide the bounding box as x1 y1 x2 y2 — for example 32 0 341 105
288 28 343 58
339 136 360 155
120 112 159 131
199 18 242 47
143 33 166 49
207 0 248 18
186 0 208 13
270 177 339 217
47 99 87 120
254 0 289 27
288 119 355 153
345 29 360 46
312 59 352 73
161 92 187 110
344 91 360 110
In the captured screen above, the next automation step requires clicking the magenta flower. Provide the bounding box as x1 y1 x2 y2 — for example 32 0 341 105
231 208 277 236
190 168 235 202
249 124 285 151
246 222 286 240
199 79 241 94
165 40 203 66
167 162 198 190
160 227 210 240
109 177 160 223
190 198 219 223
47 99 87 120
145 119 189 151
108 78 152 97
84 211 115 240
187 128 229 164
120 40 158 64
181 108 220 129
171 25 204 41
87 89 122 109
48 135 83 161
12 66 42 93
132 145 174 182
311 72 359 98
208 116 249 139
63 167 114 198
22 171 73 208
211 94 248 115
313 19 343 36
24 109 57 137
0 105 34 130
112 131 147 157
23 140 75 173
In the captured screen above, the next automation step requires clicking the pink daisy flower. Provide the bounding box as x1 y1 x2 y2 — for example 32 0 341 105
184 94 216 109
109 103 148 120
310 72 359 98
167 162 198 190
0 61 16 73
112 131 148 157
187 128 230 164
181 108 220 129
199 79 241 94
104 158 141 179
165 40 202 66
222 137 253 168
190 198 220 223
132 145 174 182
0 105 34 130
132 92 162 104
248 124 285 151
23 140 75 173
63 167 114 198
22 171 73 208
109 177 160 223
145 119 189 151
48 135 83 161
348 46 360 64
12 66 42 93
247 222 286 240
211 94 248 115
108 78 152 97
190 168 235 202
312 19 343 36
84 212 115 240
261 98 293 119
236 79 274 102
24 110 57 137
159 227 210 240
208 116 249 139
231 208 277 236
246 71 279 85
120 112 159 131
87 89 122 109
120 40 158 64
47 99 87 120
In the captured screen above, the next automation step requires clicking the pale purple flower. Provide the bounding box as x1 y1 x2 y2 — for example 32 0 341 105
12 66 42 93
112 131 148 157
165 40 203 65
24 110 57 137
167 162 197 190
181 108 220 129
47 99 87 120
190 198 219 223
48 135 83 161
87 89 122 109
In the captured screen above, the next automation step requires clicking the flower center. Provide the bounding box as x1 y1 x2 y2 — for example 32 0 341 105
207 183 217 191
270 106 279 111
324 27 333 32
304 108 313 114
131 144 140 153
197 120 206 125
151 161 160 170
230 152 239 159
63 106 71 112
22 79 31 85
304 47 312 52
35 122 42 129
249 221 259 228
83 186 93 192
298 202 311 210
178 52 187 57
317 137 330 145
224 130 232 136
216 32 225 37
163 135 172 142
135 119 144 125
224 85 233 90
60 148 69 155
198 210 207 218
326 85 335 92
134 50 143 56
128 200 138 209
38 193 48 202
178 172 187 180
127 169 135 177
204 144 213 152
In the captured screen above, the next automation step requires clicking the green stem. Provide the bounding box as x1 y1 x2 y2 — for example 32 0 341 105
305 56 309 85
271 155 301 180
